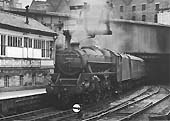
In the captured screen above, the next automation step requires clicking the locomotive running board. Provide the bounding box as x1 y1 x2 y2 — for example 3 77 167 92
87 61 116 73
87 61 114 64
77 72 117 85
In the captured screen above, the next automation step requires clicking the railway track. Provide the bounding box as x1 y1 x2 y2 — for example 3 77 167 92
52 86 152 121
1 86 150 121
81 86 170 121
0 107 74 121
1 86 168 121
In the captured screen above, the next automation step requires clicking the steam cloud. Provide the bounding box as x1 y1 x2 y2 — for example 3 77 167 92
70 0 134 53
69 0 163 53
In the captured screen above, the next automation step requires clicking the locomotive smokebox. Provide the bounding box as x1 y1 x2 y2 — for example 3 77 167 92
71 42 80 49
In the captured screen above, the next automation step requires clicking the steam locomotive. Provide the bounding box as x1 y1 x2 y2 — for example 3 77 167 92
46 42 145 106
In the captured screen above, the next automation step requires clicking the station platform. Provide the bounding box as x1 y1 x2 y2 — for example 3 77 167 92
0 88 46 100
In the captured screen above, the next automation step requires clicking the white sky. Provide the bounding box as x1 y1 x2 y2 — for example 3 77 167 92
18 0 46 8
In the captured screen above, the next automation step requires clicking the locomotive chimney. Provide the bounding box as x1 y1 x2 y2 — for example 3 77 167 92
71 42 80 49
25 5 29 24
63 30 71 48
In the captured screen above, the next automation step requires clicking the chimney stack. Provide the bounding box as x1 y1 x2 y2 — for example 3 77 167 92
25 5 29 24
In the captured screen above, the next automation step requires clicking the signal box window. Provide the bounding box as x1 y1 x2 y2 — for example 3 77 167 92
34 39 38 48
34 39 41 49
120 6 123 12
46 41 50 57
1 35 6 55
42 40 45 57
18 37 22 47
13 36 17 47
24 37 28 47
142 4 146 11
38 40 41 49
8 36 13 46
24 37 32 48
28 38 32 48
8 36 22 47
120 16 123 19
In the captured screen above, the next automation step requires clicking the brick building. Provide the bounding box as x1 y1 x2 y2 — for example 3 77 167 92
112 0 170 22
30 0 170 23
5 0 170 35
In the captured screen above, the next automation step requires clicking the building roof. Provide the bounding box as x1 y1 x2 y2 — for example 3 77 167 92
30 0 47 7
0 10 56 36
3 7 72 18
30 0 51 11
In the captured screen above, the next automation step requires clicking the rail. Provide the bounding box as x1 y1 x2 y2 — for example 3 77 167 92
0 107 72 121
82 86 165 121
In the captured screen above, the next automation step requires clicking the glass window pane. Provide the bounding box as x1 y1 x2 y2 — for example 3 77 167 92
24 37 28 47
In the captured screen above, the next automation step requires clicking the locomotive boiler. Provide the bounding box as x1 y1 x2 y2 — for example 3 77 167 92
46 42 145 106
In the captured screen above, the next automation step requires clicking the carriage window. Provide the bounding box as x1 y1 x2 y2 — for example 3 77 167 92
1 35 6 55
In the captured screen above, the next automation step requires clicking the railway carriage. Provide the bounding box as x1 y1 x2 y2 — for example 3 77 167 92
116 54 145 90
129 55 145 80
